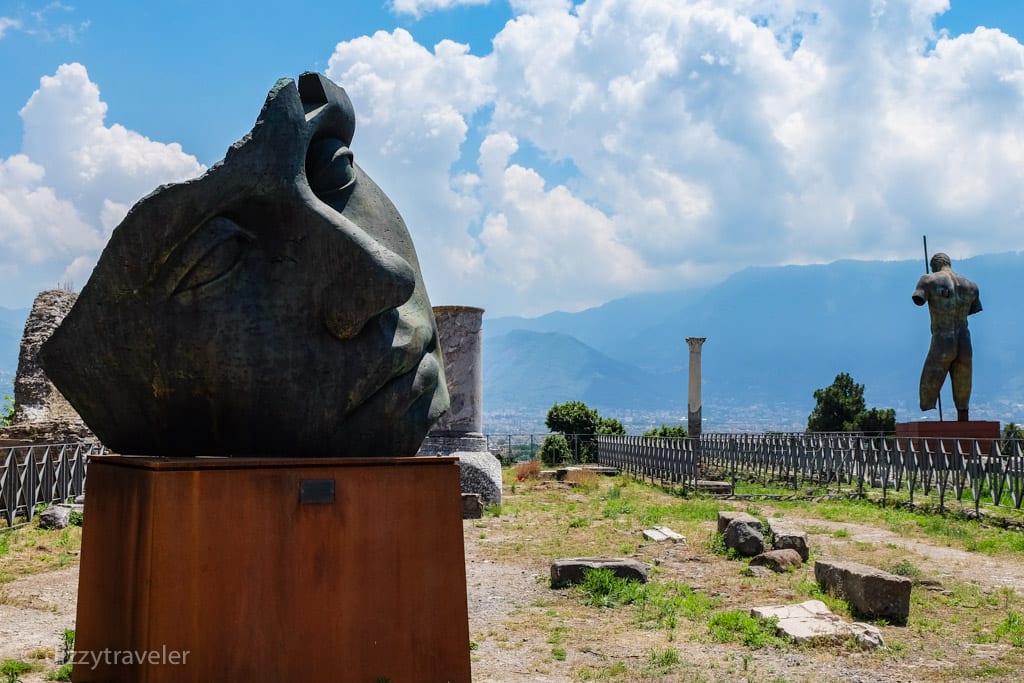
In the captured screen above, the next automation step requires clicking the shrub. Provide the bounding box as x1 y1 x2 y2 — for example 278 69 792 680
513 460 542 481
539 434 572 467
644 424 688 438
0 396 13 428
1 659 32 683
47 663 73 681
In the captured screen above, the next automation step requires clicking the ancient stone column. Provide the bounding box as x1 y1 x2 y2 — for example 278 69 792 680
422 305 501 505
425 306 486 453
686 337 706 438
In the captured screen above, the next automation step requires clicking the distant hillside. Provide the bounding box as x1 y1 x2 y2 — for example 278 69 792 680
483 252 1024 425
484 330 682 412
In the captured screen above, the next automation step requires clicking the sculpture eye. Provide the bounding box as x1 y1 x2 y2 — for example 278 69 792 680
306 137 356 200
166 216 253 296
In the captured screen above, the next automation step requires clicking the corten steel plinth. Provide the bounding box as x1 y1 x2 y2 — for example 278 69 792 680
73 455 471 683
895 421 1001 456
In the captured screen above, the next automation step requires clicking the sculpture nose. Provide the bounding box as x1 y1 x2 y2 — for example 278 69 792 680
322 242 416 340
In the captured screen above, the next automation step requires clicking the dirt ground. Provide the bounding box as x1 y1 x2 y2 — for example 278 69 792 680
3 481 1024 682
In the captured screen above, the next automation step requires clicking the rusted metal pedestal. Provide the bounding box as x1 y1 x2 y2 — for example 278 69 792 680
895 420 1001 455
73 456 471 683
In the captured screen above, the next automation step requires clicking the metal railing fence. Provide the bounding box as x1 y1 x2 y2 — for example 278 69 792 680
596 435 698 488
485 433 600 465
595 432 1024 512
0 442 104 527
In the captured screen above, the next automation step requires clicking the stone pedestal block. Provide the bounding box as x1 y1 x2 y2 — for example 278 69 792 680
72 455 471 682
455 450 502 506
814 560 911 622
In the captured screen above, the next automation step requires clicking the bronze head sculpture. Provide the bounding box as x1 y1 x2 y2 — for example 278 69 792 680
912 252 981 422
40 73 450 457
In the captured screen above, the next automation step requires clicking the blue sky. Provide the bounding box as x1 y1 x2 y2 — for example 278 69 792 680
3 0 1024 316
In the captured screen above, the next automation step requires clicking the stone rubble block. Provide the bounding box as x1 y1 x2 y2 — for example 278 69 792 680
814 560 912 622
38 504 72 529
751 599 884 649
550 558 650 588
749 548 803 572
717 511 763 534
724 518 764 557
461 493 483 519
767 518 810 561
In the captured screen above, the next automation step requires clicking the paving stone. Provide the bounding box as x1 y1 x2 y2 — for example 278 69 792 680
751 599 885 649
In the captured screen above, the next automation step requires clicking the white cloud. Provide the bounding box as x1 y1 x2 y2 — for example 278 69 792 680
0 17 21 38
0 63 204 307
323 0 1024 316
389 0 491 19
7 0 1024 319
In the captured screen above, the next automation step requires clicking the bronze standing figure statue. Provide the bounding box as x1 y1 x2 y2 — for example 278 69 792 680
912 253 982 421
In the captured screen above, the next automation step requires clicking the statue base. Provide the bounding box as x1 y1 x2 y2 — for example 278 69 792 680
73 455 471 682
895 420 1001 455
419 431 489 455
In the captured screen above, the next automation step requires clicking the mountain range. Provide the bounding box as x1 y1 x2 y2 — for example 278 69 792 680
483 252 1024 431
1 252 1020 433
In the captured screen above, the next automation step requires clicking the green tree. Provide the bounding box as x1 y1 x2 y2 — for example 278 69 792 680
853 407 896 434
545 400 623 462
598 417 626 435
545 400 600 436
538 434 572 467
644 424 689 438
1002 422 1024 453
0 395 13 428
807 373 895 433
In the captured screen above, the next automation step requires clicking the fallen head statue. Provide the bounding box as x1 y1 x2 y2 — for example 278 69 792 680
40 73 450 457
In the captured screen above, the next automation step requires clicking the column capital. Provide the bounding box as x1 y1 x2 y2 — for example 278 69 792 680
685 337 707 349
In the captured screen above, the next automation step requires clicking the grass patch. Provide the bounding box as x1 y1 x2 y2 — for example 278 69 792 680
643 647 680 675
889 559 923 578
601 497 635 519
1 659 33 682
993 610 1024 647
707 610 786 649
46 663 73 682
578 569 646 608
0 526 83 580
577 568 719 631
